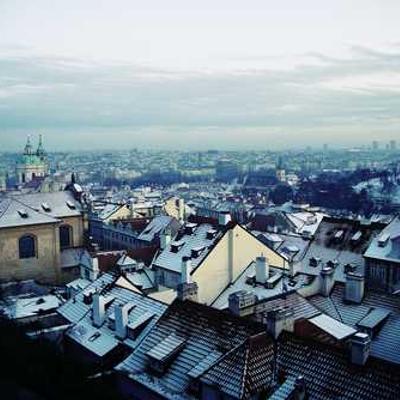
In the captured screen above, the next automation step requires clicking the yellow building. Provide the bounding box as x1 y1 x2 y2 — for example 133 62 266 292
152 219 286 304
0 190 84 284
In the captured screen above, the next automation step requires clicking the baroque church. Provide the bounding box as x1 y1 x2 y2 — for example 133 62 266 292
16 135 49 185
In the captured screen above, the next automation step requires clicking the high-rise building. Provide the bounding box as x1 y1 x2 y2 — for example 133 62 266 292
390 140 397 151
16 135 49 184
372 140 379 151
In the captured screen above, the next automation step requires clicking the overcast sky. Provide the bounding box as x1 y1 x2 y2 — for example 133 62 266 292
0 0 399 151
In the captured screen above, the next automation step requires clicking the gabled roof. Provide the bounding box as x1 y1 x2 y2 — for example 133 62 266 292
200 332 274 400
116 299 268 398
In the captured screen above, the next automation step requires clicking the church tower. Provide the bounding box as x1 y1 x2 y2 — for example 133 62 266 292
276 155 286 182
16 135 49 184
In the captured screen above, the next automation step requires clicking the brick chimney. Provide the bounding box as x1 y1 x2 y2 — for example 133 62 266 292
266 307 294 339
177 281 198 302
228 290 257 317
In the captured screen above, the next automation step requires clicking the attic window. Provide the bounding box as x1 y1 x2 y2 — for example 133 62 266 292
334 230 344 241
378 233 390 247
147 334 186 374
191 246 205 258
351 231 362 242
66 200 76 210
185 223 197 235
170 240 185 253
41 202 51 212
88 332 101 342
18 209 29 218
127 312 154 340
309 257 320 267
206 229 217 240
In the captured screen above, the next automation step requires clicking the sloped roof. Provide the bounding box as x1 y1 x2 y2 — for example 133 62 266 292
277 332 400 400
307 284 400 365
59 273 167 358
200 332 274 400
116 299 268 399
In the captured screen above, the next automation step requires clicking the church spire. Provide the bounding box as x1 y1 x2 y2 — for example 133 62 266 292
24 135 33 155
37 134 46 157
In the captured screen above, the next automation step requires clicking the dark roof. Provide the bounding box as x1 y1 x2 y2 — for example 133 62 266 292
200 332 274 400
116 299 271 398
250 292 320 324
277 332 400 400
307 284 400 365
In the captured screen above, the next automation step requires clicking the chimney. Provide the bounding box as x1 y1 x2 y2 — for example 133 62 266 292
228 291 257 317
218 211 231 226
115 303 130 339
178 198 185 221
320 266 335 297
350 332 371 366
255 256 269 284
266 307 294 339
294 376 307 400
160 228 172 250
345 272 365 304
177 281 198 302
181 256 192 284
93 293 106 327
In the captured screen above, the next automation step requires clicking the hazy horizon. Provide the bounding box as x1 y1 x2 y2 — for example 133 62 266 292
1 0 400 151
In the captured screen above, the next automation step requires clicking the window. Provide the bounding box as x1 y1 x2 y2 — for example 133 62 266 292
19 235 37 259
60 225 73 249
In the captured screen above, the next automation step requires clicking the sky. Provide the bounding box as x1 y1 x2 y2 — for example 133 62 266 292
0 0 400 151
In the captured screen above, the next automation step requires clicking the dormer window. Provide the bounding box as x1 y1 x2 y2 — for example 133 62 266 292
66 200 76 210
41 202 51 212
171 240 185 253
127 312 154 340
18 209 28 218
206 229 217 240
378 233 390 247
191 246 205 258
309 257 320 267
147 334 186 375
185 223 197 235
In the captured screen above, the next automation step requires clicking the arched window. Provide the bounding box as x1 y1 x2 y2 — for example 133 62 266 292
59 225 73 249
19 235 37 259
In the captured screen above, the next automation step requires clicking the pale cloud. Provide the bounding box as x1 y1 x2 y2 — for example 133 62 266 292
0 0 400 149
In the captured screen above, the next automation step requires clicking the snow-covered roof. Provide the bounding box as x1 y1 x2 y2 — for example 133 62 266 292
59 273 167 358
0 191 82 229
364 217 400 263
153 223 222 273
138 216 174 242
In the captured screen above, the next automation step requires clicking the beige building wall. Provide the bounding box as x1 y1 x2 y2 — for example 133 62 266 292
193 224 286 304
61 215 84 247
0 223 61 283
